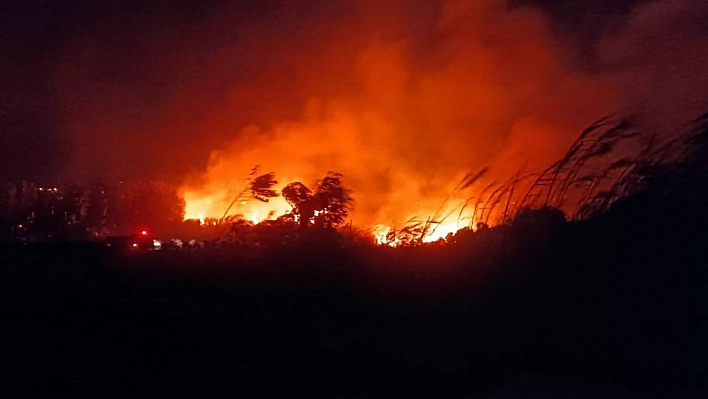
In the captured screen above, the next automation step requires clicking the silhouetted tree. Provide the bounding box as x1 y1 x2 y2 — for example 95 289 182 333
282 172 353 228
221 166 279 221
250 172 279 202
282 182 313 225
122 181 185 234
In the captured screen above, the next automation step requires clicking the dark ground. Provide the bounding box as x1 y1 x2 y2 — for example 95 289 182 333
1 193 706 397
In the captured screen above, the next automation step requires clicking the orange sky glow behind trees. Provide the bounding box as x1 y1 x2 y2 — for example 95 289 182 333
44 0 708 239
179 0 618 236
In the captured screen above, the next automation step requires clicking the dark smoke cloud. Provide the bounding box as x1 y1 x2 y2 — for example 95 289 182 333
510 0 651 72
597 0 708 130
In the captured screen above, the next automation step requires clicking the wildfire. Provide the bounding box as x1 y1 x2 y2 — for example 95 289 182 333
373 225 398 246
183 179 479 246
371 219 467 247
174 0 582 245
184 188 292 224
422 222 463 243
57 0 658 247
181 164 486 245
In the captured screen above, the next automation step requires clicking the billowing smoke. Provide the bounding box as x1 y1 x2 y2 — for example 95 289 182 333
49 0 708 227
181 0 616 227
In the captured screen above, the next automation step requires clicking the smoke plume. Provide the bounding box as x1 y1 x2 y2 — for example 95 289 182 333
45 0 708 226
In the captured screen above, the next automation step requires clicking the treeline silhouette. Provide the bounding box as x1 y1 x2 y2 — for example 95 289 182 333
0 180 185 240
2 112 707 397
0 168 356 244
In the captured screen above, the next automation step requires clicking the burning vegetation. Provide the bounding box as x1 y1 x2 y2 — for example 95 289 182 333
31 0 704 248
4 0 708 248
3 109 707 247
4 2 708 396
175 110 708 247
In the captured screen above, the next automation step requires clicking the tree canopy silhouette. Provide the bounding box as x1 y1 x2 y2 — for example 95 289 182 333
282 172 353 228
250 172 279 202
221 166 278 221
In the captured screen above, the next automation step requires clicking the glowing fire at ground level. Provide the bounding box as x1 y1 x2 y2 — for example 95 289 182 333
372 222 464 246
183 191 473 246
184 193 293 226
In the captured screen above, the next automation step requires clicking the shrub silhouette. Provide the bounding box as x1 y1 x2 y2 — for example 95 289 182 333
512 206 566 229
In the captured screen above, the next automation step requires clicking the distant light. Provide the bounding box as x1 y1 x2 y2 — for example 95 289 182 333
241 201 247 205
132 243 138 248
17 224 23 229
141 230 148 236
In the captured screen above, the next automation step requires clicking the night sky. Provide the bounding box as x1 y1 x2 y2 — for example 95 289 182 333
2 0 706 185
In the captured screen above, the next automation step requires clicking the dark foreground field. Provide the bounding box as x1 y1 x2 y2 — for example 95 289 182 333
2 195 707 397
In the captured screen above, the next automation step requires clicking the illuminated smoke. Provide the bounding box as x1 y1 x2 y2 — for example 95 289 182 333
181 0 617 230
52 1 708 236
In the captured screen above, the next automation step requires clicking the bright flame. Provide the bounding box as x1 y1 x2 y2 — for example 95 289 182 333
372 220 465 247
182 182 479 245
421 222 461 243
183 188 292 224
373 224 398 247
184 197 212 220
